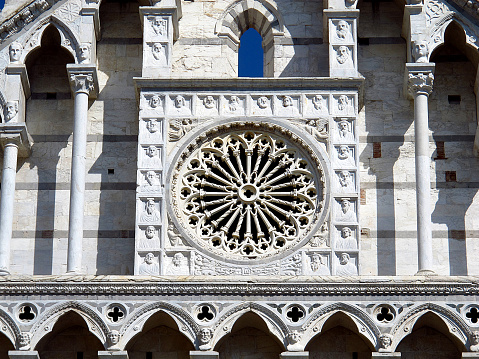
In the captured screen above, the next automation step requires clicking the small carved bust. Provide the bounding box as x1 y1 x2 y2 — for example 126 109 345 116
152 43 164 61
336 46 351 65
337 226 357 250
151 16 167 35
145 170 160 186
338 95 349 111
175 95 186 109
336 20 350 40
79 43 91 64
139 252 159 275
413 40 429 63
379 334 393 352
287 330 303 351
257 96 269 109
310 253 330 275
338 145 350 160
5 101 19 123
312 94 324 111
146 119 159 133
229 96 240 112
146 145 158 158
338 170 354 191
168 223 183 246
107 330 120 350
282 95 293 107
471 331 479 352
203 96 215 109
9 42 23 63
198 328 213 350
18 332 31 350
145 225 157 240
149 95 161 108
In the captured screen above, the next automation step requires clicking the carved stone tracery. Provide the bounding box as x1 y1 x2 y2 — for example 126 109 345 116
172 124 326 261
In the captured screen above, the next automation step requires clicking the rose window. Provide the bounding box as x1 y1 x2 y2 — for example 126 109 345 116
172 124 326 261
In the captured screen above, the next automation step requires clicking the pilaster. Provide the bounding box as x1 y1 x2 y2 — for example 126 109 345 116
139 1 181 78
323 10 359 78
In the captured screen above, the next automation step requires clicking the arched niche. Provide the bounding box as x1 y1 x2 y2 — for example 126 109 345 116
214 312 285 359
34 311 105 359
305 312 374 359
0 332 15 359
125 311 195 358
396 312 465 359
25 24 75 96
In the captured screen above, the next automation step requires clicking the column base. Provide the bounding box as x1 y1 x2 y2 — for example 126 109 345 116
414 269 437 276
190 351 219 359
372 353 401 359
8 352 40 359
280 351 309 359
98 351 129 359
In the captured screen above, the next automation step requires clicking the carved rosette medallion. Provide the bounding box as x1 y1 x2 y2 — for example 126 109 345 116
171 122 329 262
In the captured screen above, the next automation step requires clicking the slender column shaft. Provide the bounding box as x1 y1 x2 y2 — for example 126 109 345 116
0 142 19 274
67 89 89 273
414 92 433 273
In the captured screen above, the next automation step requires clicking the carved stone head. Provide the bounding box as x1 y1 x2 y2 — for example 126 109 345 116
199 328 212 344
336 20 350 40
282 96 293 107
146 170 158 186
5 101 18 122
341 227 352 238
149 95 161 108
340 252 350 265
288 330 302 344
145 252 154 265
146 145 157 158
257 96 268 109
173 253 184 267
341 199 351 213
379 334 393 351
145 225 156 239
313 95 323 110
152 43 163 61
338 145 350 159
147 119 159 133
310 254 323 271
413 40 429 63
146 199 156 214
108 330 120 348
175 95 186 108
79 43 91 64
472 331 479 345
9 42 22 63
336 46 351 64
203 96 215 109
18 332 31 350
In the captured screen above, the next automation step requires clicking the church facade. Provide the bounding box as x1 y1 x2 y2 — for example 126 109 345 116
0 0 478 358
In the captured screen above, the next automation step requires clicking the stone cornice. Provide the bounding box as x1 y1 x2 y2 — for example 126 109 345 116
0 123 33 157
0 276 478 296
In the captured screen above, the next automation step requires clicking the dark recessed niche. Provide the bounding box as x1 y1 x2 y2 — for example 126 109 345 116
448 95 461 105
108 168 115 175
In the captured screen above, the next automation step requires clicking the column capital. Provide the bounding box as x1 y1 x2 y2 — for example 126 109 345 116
66 64 98 98
405 63 435 99
0 123 33 157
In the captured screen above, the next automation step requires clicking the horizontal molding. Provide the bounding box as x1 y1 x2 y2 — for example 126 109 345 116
15 183 136 190
12 230 135 239
361 230 476 239
361 182 479 189
0 279 478 296
360 135 476 143
31 135 138 143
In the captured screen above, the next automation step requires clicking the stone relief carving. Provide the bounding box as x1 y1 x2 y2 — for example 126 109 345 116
282 95 293 107
146 145 159 159
55 0 81 23
69 73 95 94
198 328 213 350
144 225 158 242
471 331 479 351
149 95 162 109
336 145 354 166
169 118 197 142
336 253 358 275
281 254 302 275
337 119 354 142
4 101 18 123
337 170 355 192
146 119 161 134
337 96 351 113
139 199 160 223
309 253 331 275
107 330 120 350
141 170 161 193
166 253 189 275
0 0 54 43
203 95 216 109
312 94 325 112
167 222 185 246
173 129 324 260
309 222 329 247
336 46 354 67
336 227 357 250
337 198 357 222
287 330 303 351
150 16 167 36
257 96 269 109
228 95 241 112
9 42 22 63
78 43 91 64
304 119 328 142
151 42 165 62
426 0 451 24
138 252 159 275
18 332 31 350
407 72 434 96
379 333 393 352
170 95 191 116
335 20 352 42
412 40 429 63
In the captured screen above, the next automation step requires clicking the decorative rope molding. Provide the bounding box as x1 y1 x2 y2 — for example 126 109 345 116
0 277 479 296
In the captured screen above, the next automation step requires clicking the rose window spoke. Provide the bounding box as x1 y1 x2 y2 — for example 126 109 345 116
173 126 325 260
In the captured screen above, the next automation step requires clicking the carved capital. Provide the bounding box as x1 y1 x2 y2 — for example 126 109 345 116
69 73 95 94
407 72 434 97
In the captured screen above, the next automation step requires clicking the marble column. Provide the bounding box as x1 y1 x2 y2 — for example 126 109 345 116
66 65 98 274
0 126 33 275
406 63 435 275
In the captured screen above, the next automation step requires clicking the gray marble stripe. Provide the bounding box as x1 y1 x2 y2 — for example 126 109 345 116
15 183 136 190
362 230 475 238
360 135 475 143
361 182 479 189
12 230 135 238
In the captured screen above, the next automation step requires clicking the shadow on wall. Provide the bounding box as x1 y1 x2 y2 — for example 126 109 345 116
25 24 74 275
429 21 479 275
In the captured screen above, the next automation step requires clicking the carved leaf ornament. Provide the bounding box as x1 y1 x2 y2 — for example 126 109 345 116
173 124 325 261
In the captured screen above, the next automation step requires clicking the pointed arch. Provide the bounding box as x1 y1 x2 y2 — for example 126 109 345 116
120 302 197 349
302 303 380 349
391 303 470 351
0 307 20 348
30 301 109 350
211 302 288 350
